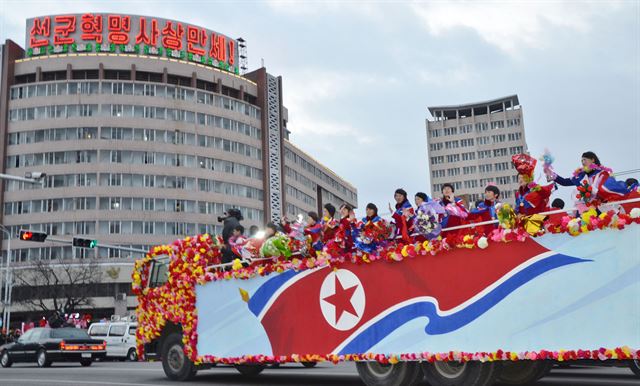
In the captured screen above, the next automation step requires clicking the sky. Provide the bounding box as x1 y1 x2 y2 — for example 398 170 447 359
1 0 638 216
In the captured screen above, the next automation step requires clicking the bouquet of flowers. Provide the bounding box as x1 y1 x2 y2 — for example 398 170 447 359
576 180 593 204
357 220 390 246
497 203 517 229
260 233 292 258
414 201 445 239
286 215 308 254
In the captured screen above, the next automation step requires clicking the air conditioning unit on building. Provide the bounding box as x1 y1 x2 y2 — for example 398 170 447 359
115 293 127 301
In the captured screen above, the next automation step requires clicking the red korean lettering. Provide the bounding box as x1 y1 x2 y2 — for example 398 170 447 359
29 16 51 48
80 13 103 43
161 21 184 50
209 33 227 62
107 15 131 45
186 26 207 56
53 15 76 45
228 41 235 65
135 17 159 46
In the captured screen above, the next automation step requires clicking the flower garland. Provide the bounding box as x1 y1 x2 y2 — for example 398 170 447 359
572 163 613 178
134 208 640 364
197 346 639 365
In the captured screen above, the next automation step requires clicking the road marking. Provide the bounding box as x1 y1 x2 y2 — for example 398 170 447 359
8 366 161 372
0 379 162 386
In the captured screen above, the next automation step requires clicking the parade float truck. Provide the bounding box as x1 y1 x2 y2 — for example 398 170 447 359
133 199 640 386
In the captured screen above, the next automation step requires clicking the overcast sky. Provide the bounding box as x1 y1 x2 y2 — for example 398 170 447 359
1 0 638 216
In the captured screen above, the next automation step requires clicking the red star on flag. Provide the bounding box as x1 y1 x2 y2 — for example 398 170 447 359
322 275 359 324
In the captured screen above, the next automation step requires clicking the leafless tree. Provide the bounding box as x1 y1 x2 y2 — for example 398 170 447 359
12 259 103 315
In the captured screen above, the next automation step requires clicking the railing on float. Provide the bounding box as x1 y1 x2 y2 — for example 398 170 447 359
203 197 640 271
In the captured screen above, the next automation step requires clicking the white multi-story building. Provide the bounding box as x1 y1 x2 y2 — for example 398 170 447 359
426 95 527 205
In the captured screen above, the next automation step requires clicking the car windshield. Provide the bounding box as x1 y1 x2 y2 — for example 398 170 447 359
149 257 169 288
50 328 91 339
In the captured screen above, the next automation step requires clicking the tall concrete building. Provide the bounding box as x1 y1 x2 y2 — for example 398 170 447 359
426 95 527 205
0 13 357 322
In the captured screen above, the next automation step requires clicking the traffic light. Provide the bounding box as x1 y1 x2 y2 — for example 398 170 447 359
19 230 48 242
73 237 97 248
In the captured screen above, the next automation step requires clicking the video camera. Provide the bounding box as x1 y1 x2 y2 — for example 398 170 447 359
218 208 243 222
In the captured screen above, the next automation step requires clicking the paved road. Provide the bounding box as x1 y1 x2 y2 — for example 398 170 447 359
0 361 638 386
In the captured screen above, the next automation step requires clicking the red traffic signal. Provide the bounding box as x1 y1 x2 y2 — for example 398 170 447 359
19 229 48 242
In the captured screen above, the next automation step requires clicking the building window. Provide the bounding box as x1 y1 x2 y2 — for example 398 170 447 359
109 221 121 234
508 132 522 141
444 127 457 136
475 122 488 132
496 176 511 185
447 168 460 177
492 134 506 143
445 140 459 149
493 148 508 157
446 154 460 163
430 129 443 138
460 138 475 147
461 152 475 161
495 162 510 171
431 169 445 178
463 166 477 174
459 124 473 134
479 177 495 186
507 118 521 127
491 120 505 129
509 146 524 155
479 164 493 173
464 180 478 189
429 143 444 151
478 150 492 159
430 156 445 165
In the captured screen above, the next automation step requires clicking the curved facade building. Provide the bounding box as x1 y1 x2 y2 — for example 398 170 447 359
0 14 357 321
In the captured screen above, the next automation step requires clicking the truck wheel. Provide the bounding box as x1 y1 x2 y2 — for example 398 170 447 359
630 360 640 378
161 333 197 381
127 348 138 362
302 361 317 368
497 361 553 384
0 351 12 368
422 360 501 386
356 361 423 386
234 364 265 376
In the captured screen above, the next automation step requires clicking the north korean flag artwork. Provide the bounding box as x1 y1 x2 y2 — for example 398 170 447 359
245 238 587 356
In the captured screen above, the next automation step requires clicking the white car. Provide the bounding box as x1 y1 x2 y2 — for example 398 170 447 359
88 321 138 361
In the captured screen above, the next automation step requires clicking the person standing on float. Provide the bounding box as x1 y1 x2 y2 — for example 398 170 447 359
388 188 414 242
436 183 468 235
550 151 630 205
512 153 555 215
320 203 338 244
468 185 501 235
338 203 356 252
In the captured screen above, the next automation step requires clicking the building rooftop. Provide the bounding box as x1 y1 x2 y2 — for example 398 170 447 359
428 95 520 120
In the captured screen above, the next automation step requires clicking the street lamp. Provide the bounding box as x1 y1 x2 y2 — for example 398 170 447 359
0 171 46 185
0 225 12 333
0 172 44 332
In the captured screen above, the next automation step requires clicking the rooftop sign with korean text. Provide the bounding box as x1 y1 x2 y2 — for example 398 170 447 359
25 14 240 74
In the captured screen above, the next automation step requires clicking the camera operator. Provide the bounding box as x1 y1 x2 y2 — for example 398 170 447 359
219 208 244 264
